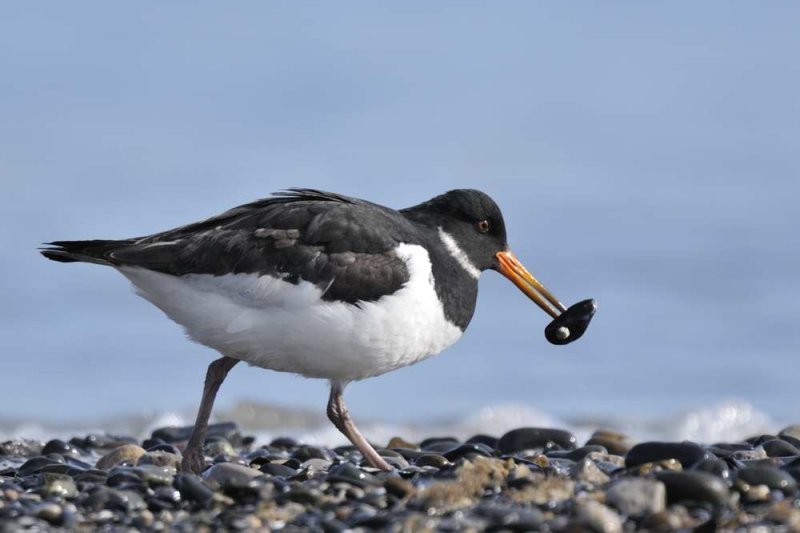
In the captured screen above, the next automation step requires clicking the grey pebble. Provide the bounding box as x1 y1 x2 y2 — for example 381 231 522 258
605 478 666 516
656 470 730 506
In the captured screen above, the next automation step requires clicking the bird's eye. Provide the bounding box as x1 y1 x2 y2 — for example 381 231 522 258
477 219 490 233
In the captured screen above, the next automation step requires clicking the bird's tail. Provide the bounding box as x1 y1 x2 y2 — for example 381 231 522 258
40 239 133 266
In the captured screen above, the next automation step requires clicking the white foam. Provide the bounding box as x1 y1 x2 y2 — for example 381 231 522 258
0 400 781 447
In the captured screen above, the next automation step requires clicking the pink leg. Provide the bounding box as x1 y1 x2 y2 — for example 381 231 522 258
180 356 239 473
326 382 392 471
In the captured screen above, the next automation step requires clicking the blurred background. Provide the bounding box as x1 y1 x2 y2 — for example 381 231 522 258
1 2 798 441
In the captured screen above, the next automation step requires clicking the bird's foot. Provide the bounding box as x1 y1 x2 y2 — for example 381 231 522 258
180 446 206 474
364 450 393 471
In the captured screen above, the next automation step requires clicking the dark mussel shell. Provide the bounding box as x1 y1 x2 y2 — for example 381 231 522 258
544 299 597 345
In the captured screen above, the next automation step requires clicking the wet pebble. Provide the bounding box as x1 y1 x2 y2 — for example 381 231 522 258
173 474 214 507
605 478 666 516
570 458 610 485
41 439 81 458
576 500 623 533
327 462 378 488
442 442 495 462
137 450 181 469
151 422 241 445
761 438 800 457
655 470 730 507
625 441 709 469
201 462 261 487
497 427 577 454
95 444 146 470
259 462 297 477
1 423 798 531
737 465 798 495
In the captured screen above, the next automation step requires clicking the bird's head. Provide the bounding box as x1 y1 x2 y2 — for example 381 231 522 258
407 188 572 324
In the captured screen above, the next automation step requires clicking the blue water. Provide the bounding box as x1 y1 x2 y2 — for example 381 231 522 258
1 3 799 431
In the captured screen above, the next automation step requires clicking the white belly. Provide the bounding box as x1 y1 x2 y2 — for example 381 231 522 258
119 243 463 383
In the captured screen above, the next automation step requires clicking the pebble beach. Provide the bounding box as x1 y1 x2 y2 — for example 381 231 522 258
2 420 800 531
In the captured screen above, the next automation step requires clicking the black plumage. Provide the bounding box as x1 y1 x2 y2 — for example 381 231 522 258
42 188 508 329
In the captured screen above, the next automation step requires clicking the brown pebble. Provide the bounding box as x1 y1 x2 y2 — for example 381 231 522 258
586 430 633 455
387 436 418 450
96 444 146 470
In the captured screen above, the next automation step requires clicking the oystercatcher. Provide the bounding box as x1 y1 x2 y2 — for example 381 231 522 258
41 188 588 472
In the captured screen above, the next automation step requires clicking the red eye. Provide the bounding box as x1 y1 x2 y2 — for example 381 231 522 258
477 219 490 233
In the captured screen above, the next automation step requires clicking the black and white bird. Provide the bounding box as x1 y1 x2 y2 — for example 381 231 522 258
41 188 578 472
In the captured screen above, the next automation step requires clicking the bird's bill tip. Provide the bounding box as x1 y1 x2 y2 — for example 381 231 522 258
495 249 567 319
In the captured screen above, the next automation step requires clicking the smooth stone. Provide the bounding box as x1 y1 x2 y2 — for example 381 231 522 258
465 434 499 449
78 434 135 449
391 448 425 461
33 502 62 524
737 465 798 495
0 440 43 457
780 434 800 448
106 469 145 488
282 458 302 470
576 500 623 533
96 444 146 470
384 476 416 499
202 462 261 486
762 439 800 458
419 436 460 450
151 422 240 445
443 442 495 462
779 424 800 441
41 439 80 458
301 458 333 472
292 445 334 463
422 441 462 453
246 447 282 464
386 436 417 450
285 484 322 506
75 469 108 484
606 478 666 516
86 486 144 513
327 462 379 488
415 454 451 469
625 441 709 469
570 458 610 485
44 477 78 499
586 430 633 456
132 465 175 486
36 464 86 477
269 437 298 449
747 434 778 447
475 502 544 530
203 438 235 457
694 457 731 481
732 448 768 461
146 443 181 455
497 427 577 453
137 451 181 469
655 471 730 506
259 462 297 477
173 474 214 507
548 445 608 461
640 510 684 531
18 456 64 477
150 485 182 509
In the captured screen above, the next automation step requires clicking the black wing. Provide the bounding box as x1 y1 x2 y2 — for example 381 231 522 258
43 189 421 304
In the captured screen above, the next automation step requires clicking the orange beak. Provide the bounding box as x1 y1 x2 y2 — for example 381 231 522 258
496 249 567 319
